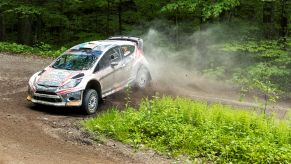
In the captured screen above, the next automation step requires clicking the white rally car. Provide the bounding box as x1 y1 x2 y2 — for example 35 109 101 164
27 36 151 114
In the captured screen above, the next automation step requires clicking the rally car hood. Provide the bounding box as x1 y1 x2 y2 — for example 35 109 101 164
36 67 84 87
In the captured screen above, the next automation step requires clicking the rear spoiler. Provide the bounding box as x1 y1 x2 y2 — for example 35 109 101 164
108 36 143 50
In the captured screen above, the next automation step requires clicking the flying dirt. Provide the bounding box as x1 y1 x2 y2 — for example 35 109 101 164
143 29 290 116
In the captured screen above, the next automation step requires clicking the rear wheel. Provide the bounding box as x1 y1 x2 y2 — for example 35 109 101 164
82 89 98 115
135 67 150 89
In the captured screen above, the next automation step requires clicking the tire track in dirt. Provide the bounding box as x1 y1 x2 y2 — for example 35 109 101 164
0 87 27 97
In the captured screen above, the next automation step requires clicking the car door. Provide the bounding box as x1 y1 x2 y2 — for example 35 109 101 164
93 49 116 95
110 46 128 88
120 45 135 83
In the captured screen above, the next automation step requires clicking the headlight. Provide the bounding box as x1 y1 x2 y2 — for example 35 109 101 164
59 78 82 90
28 72 39 87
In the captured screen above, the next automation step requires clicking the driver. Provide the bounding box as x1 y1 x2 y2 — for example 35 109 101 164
122 46 130 56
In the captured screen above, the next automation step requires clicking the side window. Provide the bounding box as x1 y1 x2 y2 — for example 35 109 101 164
54 55 67 66
121 45 135 57
111 47 121 62
97 47 121 71
98 50 112 70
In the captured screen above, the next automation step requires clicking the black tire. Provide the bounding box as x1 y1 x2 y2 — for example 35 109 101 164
82 89 98 115
135 67 150 89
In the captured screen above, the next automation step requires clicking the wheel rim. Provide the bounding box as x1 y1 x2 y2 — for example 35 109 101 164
137 71 147 88
88 93 97 113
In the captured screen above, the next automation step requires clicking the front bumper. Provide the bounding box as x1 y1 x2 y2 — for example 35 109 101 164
27 90 83 107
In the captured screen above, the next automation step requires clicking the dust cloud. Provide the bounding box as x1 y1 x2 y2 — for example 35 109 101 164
142 28 237 97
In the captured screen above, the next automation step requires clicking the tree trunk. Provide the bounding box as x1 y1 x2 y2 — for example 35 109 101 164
175 9 179 50
263 1 275 39
96 11 98 33
280 0 288 38
34 15 42 43
58 0 65 43
17 16 33 45
199 10 204 31
0 14 5 41
17 0 33 45
106 0 110 35
118 0 122 35
60 0 64 12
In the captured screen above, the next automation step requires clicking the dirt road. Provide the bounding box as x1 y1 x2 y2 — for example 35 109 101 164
0 53 289 164
0 54 174 164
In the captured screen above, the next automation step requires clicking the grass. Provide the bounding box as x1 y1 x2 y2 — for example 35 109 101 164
0 42 66 58
83 96 291 163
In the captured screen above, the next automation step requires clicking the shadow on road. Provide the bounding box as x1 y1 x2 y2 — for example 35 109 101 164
28 104 87 117
26 89 155 117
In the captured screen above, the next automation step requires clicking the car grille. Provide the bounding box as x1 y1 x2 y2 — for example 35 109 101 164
33 96 62 103
35 91 57 95
36 85 58 93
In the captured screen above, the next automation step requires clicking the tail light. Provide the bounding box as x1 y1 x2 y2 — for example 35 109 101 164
135 48 143 58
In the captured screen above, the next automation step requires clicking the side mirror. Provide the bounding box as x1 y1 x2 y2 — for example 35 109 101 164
111 61 118 67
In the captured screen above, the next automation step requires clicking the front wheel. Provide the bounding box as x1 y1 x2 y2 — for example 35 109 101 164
82 89 98 115
135 67 150 89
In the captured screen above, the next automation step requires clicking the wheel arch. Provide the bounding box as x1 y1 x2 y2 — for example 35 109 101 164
137 65 152 81
85 80 102 100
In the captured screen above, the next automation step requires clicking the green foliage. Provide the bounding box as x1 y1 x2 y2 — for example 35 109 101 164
83 96 291 163
0 42 66 58
161 0 199 13
1 0 288 46
202 0 240 20
221 39 291 103
223 40 288 56
161 0 240 21
232 64 281 112
5 5 43 17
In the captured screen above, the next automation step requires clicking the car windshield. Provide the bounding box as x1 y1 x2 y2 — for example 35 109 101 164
52 54 98 70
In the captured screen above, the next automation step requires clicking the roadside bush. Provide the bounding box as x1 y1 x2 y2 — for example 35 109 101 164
83 96 291 163
222 39 291 97
0 42 66 58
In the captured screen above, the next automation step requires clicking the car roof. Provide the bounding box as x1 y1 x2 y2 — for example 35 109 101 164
69 40 136 52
